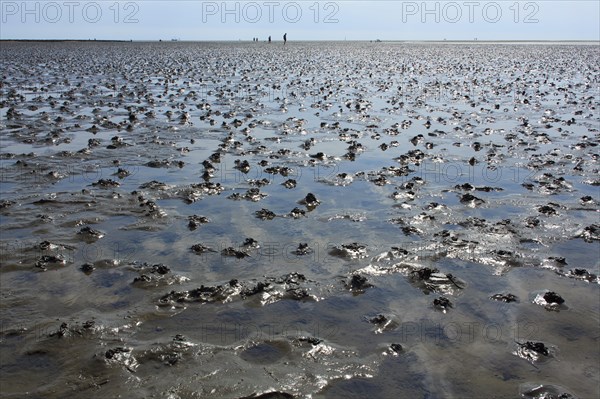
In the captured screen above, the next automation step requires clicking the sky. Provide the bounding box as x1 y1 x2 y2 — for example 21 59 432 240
1 0 599 41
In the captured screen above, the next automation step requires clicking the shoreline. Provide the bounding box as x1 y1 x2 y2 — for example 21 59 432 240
1 39 598 44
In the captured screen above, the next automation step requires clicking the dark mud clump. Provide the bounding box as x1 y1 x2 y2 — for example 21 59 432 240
35 254 67 270
77 226 105 242
346 274 372 292
190 243 216 254
409 268 465 294
579 224 600 242
514 341 554 364
221 247 250 259
282 179 297 189
433 296 453 312
240 392 295 399
490 293 518 303
80 263 95 274
534 291 566 311
386 343 404 356
159 280 242 305
543 291 565 305
301 192 320 209
288 207 306 219
187 215 209 230
294 243 313 255
330 243 368 259
159 273 318 307
366 314 398 334
520 383 577 399
255 208 276 220
561 268 598 283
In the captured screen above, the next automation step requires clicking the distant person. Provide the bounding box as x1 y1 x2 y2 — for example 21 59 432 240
283 33 287 45
268 36 271 43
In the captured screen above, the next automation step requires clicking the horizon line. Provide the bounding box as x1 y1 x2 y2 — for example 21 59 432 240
2 39 599 43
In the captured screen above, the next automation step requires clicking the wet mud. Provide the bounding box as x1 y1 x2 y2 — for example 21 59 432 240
0 41 599 398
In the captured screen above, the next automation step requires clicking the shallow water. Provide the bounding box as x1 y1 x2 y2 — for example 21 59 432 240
1 41 599 398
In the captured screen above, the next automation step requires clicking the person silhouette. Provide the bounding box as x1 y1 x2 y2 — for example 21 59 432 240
283 33 287 45
268 36 271 43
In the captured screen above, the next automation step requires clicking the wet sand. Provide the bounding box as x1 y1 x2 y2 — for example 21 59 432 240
0 41 599 398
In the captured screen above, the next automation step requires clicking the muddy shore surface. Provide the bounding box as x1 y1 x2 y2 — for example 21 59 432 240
1 41 599 398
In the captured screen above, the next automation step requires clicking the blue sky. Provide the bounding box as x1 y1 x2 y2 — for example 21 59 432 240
1 1 599 41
